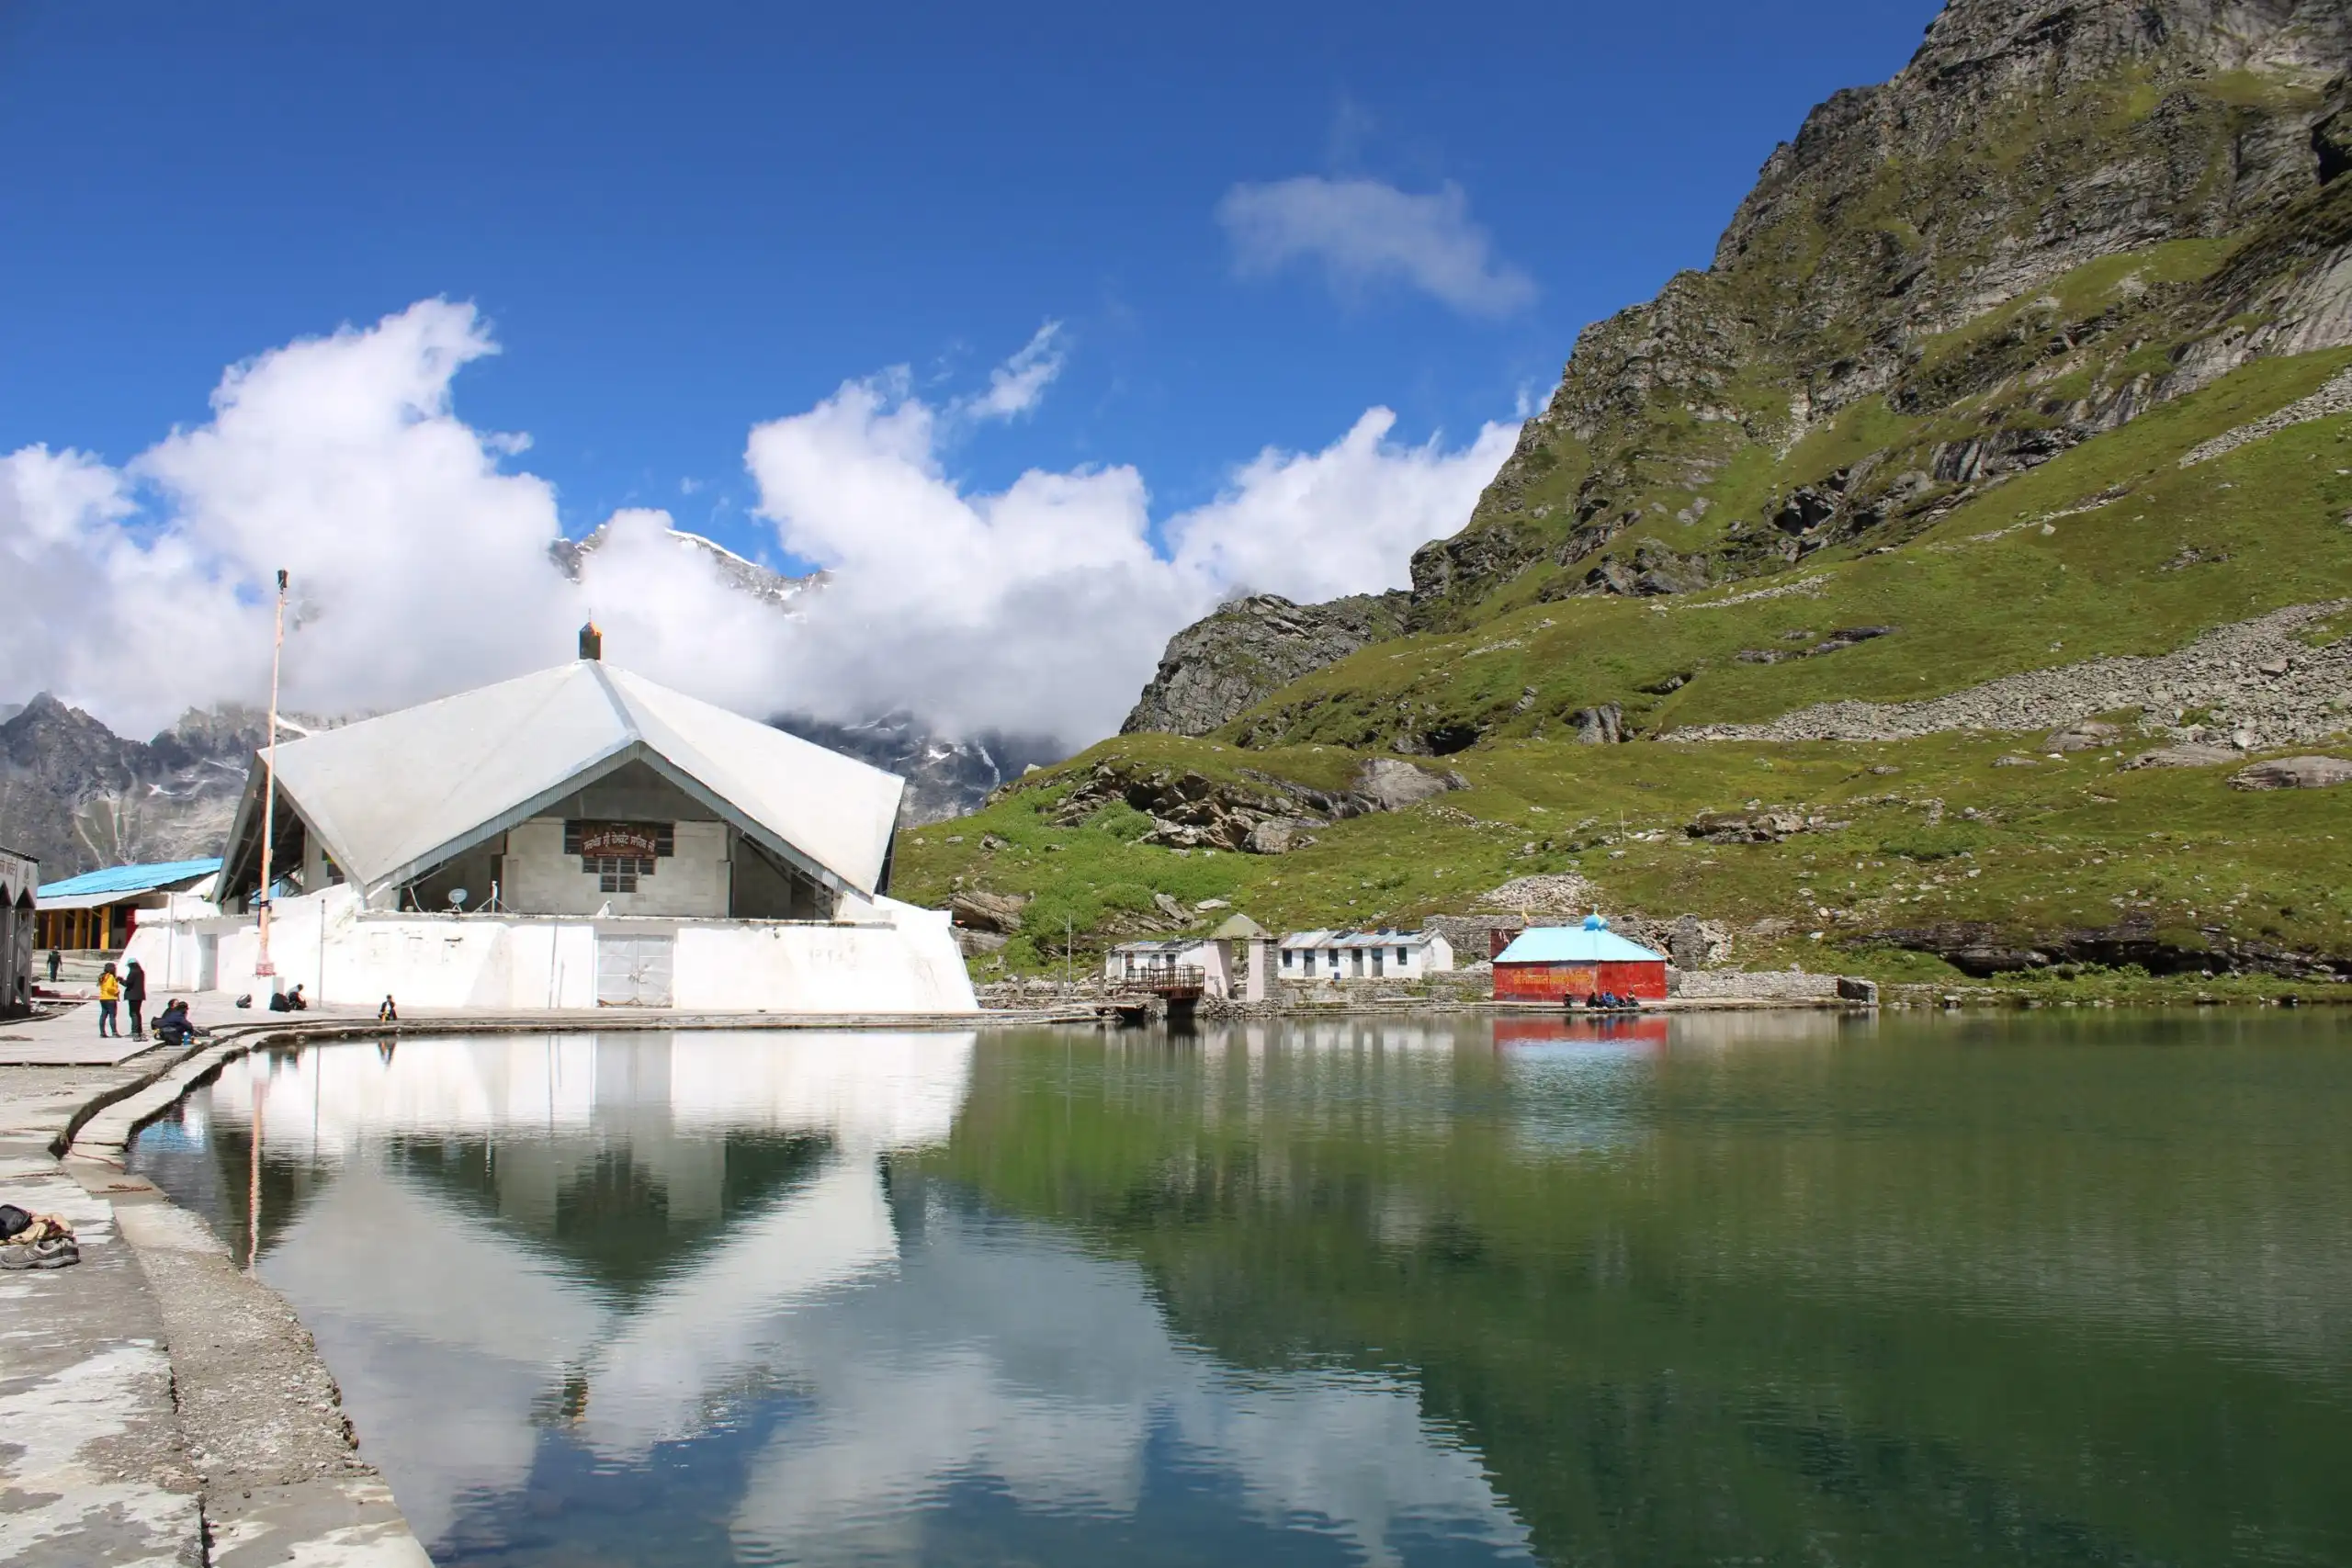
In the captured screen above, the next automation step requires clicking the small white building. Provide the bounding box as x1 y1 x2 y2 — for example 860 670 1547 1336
125 644 974 1016
1278 929 1455 983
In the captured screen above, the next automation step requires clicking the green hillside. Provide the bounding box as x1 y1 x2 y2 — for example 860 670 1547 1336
894 3 2352 992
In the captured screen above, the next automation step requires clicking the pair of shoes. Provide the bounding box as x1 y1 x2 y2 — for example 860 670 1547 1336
0 1238 80 1270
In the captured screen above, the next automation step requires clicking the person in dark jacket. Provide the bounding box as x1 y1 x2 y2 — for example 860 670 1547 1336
122 960 148 1038
47 948 62 984
153 998 198 1049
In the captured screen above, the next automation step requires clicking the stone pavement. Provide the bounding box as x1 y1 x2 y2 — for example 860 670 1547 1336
0 995 376 1069
0 1038 432 1566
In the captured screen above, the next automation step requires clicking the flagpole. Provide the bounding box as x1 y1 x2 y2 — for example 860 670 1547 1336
254 570 287 980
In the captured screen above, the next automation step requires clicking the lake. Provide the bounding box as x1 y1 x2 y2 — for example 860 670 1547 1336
129 1010 2352 1566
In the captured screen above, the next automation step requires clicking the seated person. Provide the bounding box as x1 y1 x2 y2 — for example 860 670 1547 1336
266 988 292 1012
377 994 398 1022
153 999 199 1047
1585 992 1603 1010
285 983 308 1011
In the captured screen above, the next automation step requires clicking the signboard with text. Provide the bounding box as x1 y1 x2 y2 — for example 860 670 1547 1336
577 823 664 862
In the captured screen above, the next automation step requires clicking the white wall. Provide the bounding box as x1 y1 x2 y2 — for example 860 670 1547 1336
130 886 977 1016
503 818 732 919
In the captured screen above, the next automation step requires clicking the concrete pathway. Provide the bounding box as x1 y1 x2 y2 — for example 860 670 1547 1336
0 1041 432 1566
0 1155 198 1567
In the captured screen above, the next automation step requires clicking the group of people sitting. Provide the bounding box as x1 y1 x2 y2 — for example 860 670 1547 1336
1577 991 1642 1012
152 998 201 1047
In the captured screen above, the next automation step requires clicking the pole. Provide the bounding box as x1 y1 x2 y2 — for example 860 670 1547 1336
254 570 288 979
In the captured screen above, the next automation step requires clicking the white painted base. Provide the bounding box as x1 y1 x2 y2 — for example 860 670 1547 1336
122 885 978 1015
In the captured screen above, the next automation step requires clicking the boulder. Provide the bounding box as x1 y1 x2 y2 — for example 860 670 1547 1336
951 889 1028 934
1152 892 1188 922
1688 808 1808 843
954 928 1010 957
2123 744 2241 770
1804 626 1899 656
2044 720 2120 752
1246 819 1318 854
1353 757 1466 811
1572 704 1625 744
2229 756 2352 791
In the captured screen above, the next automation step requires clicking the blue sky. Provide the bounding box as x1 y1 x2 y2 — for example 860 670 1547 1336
2 0 1943 564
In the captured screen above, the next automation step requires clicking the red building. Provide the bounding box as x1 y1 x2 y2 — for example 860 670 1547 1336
1493 916 1669 1004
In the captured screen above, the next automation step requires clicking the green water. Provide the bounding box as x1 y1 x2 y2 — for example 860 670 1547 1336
130 1010 2352 1566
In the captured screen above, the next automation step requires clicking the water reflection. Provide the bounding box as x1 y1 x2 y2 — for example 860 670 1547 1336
134 1030 1534 1564
128 1013 2352 1567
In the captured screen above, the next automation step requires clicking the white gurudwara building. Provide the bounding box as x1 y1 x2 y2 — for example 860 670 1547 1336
125 637 976 1014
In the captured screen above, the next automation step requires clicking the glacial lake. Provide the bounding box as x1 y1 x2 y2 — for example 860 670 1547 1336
129 1011 2352 1567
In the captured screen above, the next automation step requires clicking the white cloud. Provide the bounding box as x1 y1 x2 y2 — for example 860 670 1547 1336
1 300 1514 752
1168 409 1519 606
1217 176 1536 317
957 321 1066 422
745 378 1513 740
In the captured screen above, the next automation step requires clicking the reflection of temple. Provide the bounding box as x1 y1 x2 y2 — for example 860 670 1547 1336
157 1032 1532 1562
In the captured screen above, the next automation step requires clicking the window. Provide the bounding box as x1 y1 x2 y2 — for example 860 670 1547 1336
588 856 650 893
1396 946 1410 966
1282 950 1295 968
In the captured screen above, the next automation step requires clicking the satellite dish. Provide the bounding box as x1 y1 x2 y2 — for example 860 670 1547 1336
448 888 469 909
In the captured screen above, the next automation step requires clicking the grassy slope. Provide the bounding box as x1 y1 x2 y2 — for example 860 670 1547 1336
1234 348 2352 750
896 232 2352 987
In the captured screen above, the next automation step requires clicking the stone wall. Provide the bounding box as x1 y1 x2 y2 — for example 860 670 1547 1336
1668 968 1877 1003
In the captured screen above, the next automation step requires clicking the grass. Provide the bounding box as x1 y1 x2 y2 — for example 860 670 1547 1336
1217 348 2352 750
896 726 2352 986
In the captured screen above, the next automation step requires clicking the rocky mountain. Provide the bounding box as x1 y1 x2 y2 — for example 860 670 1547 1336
0 696 266 877
549 524 825 610
1122 592 1409 737
897 0 2352 987
1408 0 2352 631
774 712 1066 828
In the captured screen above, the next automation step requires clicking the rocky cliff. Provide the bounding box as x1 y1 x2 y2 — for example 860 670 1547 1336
0 696 267 877
1121 592 1410 737
1408 0 2352 631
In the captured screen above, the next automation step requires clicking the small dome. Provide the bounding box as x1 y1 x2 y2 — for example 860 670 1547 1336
1583 913 1608 931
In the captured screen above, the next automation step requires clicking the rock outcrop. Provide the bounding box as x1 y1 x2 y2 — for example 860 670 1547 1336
0 696 272 876
1670 601 2352 751
1122 592 1410 738
1405 0 2352 632
1043 755 1462 855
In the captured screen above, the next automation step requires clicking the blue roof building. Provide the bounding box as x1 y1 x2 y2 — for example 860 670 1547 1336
35 857 221 953
37 858 222 903
1495 915 1667 966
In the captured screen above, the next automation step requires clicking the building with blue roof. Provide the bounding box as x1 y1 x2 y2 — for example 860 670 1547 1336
34 857 221 953
1495 915 1668 1004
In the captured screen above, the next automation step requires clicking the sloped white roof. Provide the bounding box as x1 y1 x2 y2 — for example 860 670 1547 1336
223 661 905 897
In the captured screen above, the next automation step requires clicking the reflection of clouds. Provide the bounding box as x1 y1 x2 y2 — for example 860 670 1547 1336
730 1215 1531 1567
260 1160 606 1545
205 1030 1531 1564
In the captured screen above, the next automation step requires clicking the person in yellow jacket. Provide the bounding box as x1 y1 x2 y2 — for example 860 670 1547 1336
96 964 122 1039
